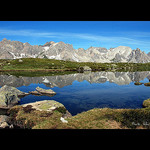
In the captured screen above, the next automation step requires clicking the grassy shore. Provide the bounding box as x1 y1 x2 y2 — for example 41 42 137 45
1 58 150 72
8 99 150 129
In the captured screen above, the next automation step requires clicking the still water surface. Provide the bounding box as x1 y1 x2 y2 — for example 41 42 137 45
1 71 150 115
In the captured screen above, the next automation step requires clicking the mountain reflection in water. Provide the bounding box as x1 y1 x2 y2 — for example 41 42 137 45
0 71 150 115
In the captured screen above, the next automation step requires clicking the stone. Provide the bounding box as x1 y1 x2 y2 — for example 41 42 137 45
0 115 9 128
29 90 42 96
79 66 92 72
0 121 9 128
144 82 150 86
22 100 64 111
0 85 29 108
143 98 150 108
60 117 68 123
36 86 56 95
22 100 72 118
134 82 143 85
18 59 23 62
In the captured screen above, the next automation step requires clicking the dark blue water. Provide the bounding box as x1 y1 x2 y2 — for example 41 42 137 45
1 71 150 115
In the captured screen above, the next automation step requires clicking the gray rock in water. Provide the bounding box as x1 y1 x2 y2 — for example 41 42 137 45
0 85 29 108
36 86 56 95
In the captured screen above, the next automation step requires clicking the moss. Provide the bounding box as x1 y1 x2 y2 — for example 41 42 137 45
55 107 66 114
38 103 51 111
116 109 150 129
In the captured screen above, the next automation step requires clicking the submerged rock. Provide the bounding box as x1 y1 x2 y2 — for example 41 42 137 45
0 85 29 108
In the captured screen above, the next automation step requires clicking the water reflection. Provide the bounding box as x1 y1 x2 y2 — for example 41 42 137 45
0 71 150 88
1 71 150 115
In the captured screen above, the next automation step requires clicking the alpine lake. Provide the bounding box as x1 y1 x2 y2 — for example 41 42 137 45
1 71 150 116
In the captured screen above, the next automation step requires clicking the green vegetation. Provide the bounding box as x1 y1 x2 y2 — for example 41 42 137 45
7 99 150 129
0 71 77 77
2 58 150 129
1 58 150 73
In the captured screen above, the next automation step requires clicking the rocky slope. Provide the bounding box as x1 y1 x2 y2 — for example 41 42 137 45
0 38 150 63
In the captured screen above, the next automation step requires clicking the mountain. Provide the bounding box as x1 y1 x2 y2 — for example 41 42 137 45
0 38 150 63
0 71 150 87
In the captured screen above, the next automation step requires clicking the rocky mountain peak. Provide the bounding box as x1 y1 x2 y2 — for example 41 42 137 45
2 38 7 41
0 38 149 63
43 41 55 47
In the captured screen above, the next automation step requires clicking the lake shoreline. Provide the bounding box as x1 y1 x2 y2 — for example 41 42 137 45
1 69 150 129
3 98 150 129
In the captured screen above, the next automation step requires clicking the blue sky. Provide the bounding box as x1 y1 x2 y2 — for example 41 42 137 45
1 21 150 53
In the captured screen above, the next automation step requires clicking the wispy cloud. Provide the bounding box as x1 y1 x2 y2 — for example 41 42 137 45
1 28 150 51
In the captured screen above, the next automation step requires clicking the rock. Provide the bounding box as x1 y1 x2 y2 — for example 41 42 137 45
22 100 65 112
36 86 56 95
18 59 23 62
144 82 150 86
29 90 42 96
143 98 150 108
134 82 143 85
60 117 68 123
0 85 29 108
0 121 9 128
22 100 72 118
0 115 9 128
79 66 92 72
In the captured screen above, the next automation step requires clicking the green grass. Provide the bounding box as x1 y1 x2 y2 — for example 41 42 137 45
1 58 150 72
8 104 150 129
0 70 76 77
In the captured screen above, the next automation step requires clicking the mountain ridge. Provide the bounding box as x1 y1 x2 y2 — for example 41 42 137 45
0 38 150 63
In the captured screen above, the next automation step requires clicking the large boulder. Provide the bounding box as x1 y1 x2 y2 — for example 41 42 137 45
22 100 71 118
0 85 29 108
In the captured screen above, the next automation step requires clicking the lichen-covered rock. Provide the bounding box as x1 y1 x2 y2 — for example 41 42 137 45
36 87 56 95
143 98 150 108
0 85 29 108
22 100 71 117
